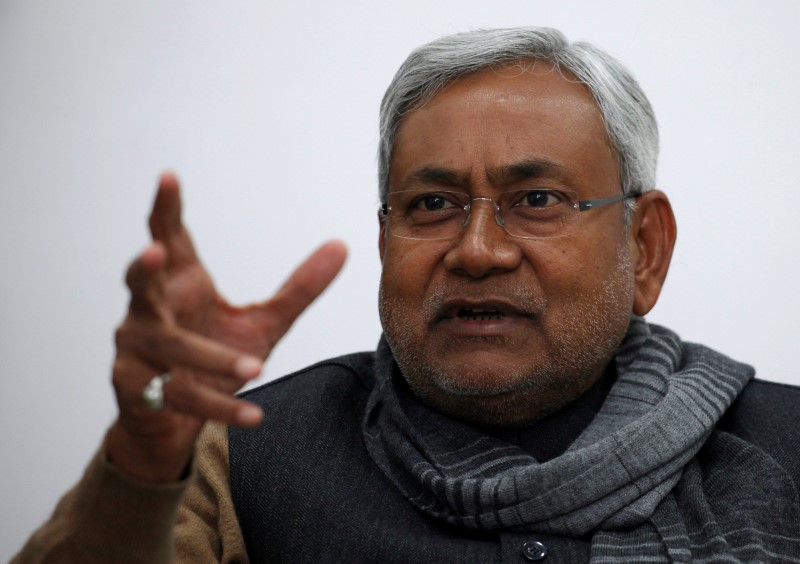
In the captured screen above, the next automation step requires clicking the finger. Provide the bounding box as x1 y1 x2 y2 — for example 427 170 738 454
266 240 348 336
160 328 263 383
164 377 264 427
119 323 263 384
112 354 175 420
113 357 263 437
147 171 198 265
125 242 168 317
113 352 261 424
148 172 182 239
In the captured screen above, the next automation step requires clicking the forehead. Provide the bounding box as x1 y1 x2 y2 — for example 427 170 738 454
390 62 619 192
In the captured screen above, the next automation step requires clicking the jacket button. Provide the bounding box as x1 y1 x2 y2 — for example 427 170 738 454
521 540 547 561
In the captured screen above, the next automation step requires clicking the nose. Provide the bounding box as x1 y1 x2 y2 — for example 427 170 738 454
442 198 523 278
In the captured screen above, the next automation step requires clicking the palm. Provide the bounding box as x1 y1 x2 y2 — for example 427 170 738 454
165 260 276 396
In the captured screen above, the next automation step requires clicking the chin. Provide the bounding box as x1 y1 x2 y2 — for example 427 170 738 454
410 379 574 428
399 357 590 427
425 361 542 396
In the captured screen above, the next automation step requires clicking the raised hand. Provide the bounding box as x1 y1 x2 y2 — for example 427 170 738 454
106 173 347 483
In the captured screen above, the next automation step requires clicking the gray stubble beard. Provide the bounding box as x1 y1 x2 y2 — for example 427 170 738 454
378 246 635 426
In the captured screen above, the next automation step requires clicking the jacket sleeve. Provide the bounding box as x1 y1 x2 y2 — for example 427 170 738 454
11 422 248 563
175 421 249 563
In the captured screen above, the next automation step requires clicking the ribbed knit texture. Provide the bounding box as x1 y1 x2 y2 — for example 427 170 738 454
364 316 800 561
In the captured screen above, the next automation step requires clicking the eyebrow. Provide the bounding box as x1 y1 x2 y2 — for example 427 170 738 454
401 159 573 190
487 159 573 185
403 167 470 189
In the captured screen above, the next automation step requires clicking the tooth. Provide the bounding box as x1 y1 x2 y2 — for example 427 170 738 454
463 312 502 320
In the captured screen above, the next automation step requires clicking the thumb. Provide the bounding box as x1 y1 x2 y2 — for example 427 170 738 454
260 240 348 337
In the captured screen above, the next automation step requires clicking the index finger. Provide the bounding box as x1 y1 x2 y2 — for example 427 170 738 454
265 240 348 337
147 172 199 265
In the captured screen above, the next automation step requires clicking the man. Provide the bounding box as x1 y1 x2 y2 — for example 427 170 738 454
15 27 800 563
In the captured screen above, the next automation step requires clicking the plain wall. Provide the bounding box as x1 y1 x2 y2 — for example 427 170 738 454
1 0 798 557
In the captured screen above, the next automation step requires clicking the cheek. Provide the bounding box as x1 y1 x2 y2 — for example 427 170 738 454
520 243 584 295
530 237 633 309
380 240 447 301
379 242 443 346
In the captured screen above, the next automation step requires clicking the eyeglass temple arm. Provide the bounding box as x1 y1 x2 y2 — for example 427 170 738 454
578 191 641 212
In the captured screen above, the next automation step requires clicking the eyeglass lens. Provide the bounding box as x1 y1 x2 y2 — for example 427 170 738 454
385 189 577 240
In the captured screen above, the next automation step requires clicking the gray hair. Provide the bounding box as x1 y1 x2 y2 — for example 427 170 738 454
378 27 658 219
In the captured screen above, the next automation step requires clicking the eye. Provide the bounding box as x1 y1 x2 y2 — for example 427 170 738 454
411 193 460 212
516 189 563 208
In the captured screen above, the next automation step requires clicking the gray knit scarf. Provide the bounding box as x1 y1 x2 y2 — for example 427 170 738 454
363 317 800 562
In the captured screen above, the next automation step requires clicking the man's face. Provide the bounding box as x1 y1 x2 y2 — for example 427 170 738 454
378 62 636 426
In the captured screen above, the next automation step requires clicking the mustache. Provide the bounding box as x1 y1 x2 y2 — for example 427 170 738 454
421 282 547 322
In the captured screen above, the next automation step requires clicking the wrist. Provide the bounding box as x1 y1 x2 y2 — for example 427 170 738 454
105 421 194 484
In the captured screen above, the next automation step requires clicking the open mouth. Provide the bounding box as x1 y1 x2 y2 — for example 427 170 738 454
458 309 504 321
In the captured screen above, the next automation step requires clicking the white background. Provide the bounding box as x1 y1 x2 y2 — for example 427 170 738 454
2 0 798 557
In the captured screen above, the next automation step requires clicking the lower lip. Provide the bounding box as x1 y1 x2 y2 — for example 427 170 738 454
435 314 531 337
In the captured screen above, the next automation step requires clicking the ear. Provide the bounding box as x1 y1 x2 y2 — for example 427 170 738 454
628 190 677 316
378 210 387 263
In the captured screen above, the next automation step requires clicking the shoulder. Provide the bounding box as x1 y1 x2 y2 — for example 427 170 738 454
720 378 800 433
237 350 377 406
717 378 800 485
239 352 375 400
